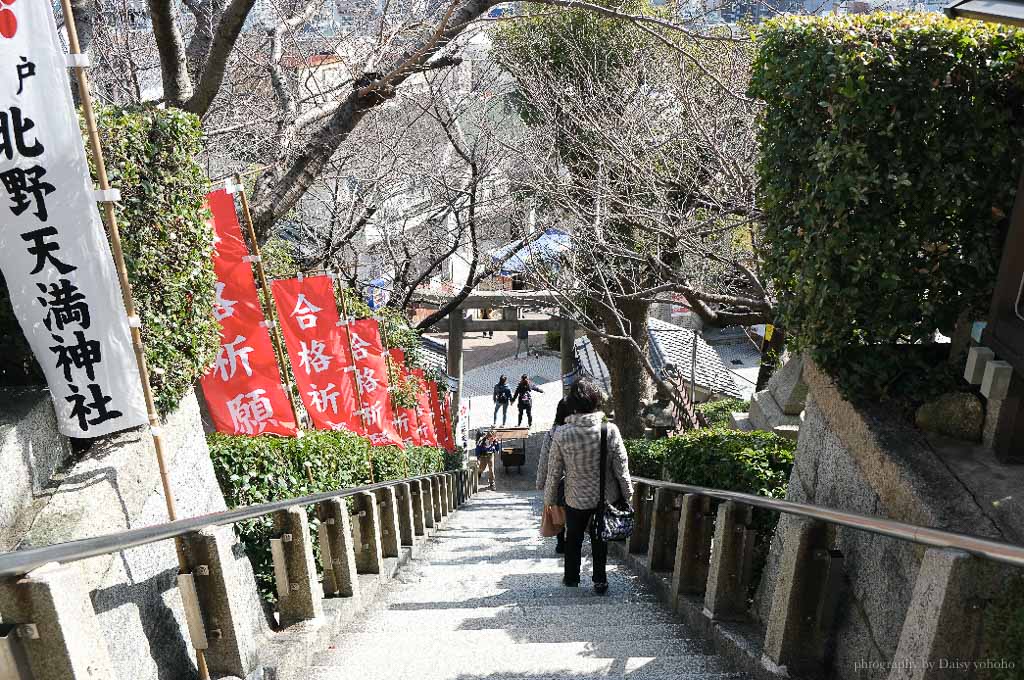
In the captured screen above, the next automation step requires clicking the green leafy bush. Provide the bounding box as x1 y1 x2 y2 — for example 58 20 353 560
623 438 667 479
209 431 444 601
0 105 218 416
751 14 1024 404
696 398 749 428
545 330 561 351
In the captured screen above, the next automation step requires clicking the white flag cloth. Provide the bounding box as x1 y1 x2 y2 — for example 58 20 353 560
0 3 147 436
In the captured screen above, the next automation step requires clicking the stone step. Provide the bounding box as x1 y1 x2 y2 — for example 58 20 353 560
283 653 746 680
329 623 702 648
354 602 680 632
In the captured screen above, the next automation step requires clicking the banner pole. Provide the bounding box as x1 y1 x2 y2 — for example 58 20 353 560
57 2 210 679
338 286 375 483
233 174 304 429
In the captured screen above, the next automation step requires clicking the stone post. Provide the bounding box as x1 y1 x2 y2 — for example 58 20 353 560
703 501 756 621
628 483 651 555
420 478 436 530
446 472 456 511
670 495 714 605
448 309 465 431
430 476 444 524
373 486 401 559
437 475 450 517
411 479 429 534
180 526 262 677
318 499 360 599
272 506 323 626
0 563 115 680
887 549 1001 680
762 518 843 678
352 492 383 576
394 483 416 547
471 461 480 494
647 488 680 572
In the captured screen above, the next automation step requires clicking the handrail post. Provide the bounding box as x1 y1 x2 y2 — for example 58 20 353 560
352 492 384 577
628 482 650 555
394 483 416 548
0 563 115 680
647 488 680 572
181 527 261 677
272 507 323 626
762 518 842 677
704 500 756 621
373 486 401 559
411 479 429 534
430 476 444 524
318 500 360 599
670 494 714 606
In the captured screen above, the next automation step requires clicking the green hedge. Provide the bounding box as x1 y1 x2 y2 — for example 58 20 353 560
0 105 218 416
625 429 795 598
209 431 444 601
696 398 749 428
751 14 1024 404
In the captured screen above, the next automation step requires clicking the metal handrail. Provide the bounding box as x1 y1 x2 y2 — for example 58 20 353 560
633 476 1024 569
0 473 450 578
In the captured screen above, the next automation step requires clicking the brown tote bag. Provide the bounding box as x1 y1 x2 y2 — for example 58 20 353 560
540 505 566 537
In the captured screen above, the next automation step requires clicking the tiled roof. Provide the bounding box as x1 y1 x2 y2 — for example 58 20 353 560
574 318 759 400
417 336 449 376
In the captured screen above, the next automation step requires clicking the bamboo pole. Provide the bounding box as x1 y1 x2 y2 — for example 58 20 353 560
58 3 210 678
337 285 375 483
233 173 304 429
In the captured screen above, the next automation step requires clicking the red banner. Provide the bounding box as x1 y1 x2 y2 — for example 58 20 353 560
412 368 439 447
388 348 422 447
428 380 455 451
271 275 364 434
443 392 456 449
347 319 404 447
200 190 297 437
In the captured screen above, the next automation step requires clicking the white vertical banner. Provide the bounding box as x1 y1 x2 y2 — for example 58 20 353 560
0 2 147 436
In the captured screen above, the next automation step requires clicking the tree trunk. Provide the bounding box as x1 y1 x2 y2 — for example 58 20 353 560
602 301 651 438
754 325 786 392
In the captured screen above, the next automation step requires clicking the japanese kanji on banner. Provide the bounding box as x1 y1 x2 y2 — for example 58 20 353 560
200 190 297 437
271 275 363 434
0 5 148 436
428 380 455 452
412 368 439 447
347 319 404 447
387 348 421 447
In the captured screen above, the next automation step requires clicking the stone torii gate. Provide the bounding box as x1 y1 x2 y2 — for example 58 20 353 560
418 290 577 423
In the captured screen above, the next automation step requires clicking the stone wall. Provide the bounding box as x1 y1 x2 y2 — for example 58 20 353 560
0 388 271 680
755 360 1018 680
0 389 72 552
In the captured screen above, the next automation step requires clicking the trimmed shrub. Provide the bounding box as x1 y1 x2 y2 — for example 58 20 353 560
0 104 218 417
751 14 1024 404
623 438 667 479
209 431 444 600
696 398 749 428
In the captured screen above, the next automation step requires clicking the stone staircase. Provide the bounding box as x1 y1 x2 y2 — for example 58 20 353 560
278 490 750 680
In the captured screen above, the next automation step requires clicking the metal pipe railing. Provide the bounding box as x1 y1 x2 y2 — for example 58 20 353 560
633 476 1024 569
0 473 445 578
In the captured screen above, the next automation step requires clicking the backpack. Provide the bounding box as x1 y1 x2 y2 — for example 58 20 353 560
494 384 510 403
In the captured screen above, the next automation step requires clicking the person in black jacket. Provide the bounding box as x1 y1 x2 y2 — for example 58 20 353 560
513 374 544 428
493 375 512 426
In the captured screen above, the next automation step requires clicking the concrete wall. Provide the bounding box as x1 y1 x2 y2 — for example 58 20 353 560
1 388 271 680
755 360 1015 680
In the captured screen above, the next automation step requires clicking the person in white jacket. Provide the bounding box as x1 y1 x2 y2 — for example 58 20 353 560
536 399 572 554
545 379 633 595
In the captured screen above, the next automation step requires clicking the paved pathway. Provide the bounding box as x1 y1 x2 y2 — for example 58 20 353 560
298 487 749 680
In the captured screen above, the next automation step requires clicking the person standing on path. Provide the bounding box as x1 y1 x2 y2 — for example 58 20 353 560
537 399 572 554
493 375 512 427
514 324 530 358
513 374 544 428
475 431 500 490
544 378 633 595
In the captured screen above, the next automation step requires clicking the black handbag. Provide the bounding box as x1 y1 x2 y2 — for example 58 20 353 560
596 423 635 542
